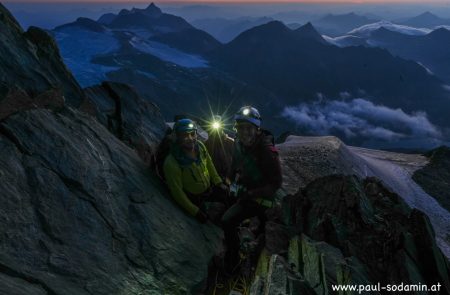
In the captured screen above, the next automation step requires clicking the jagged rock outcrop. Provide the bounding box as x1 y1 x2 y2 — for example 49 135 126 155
413 146 450 212
0 5 223 294
0 4 85 107
0 107 222 294
278 135 450 260
85 82 167 165
251 175 450 294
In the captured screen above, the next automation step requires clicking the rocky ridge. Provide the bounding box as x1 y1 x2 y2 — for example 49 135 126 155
0 4 222 294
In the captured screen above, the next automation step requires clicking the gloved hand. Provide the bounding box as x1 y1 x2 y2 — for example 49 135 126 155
217 182 229 193
195 210 208 224
239 189 253 201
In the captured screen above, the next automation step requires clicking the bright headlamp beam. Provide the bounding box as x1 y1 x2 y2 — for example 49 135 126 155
212 121 221 129
243 108 250 115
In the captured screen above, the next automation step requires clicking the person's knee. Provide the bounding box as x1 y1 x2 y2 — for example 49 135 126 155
220 213 234 230
221 204 241 225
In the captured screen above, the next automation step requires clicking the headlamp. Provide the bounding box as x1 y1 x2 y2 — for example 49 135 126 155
212 121 221 130
243 108 250 116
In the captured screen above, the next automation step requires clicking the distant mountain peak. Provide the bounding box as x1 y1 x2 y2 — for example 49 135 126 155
144 2 162 17
146 3 159 10
419 11 438 18
118 9 130 16
228 20 290 44
294 22 327 44
247 20 289 35
428 27 450 38
401 11 449 28
294 22 316 34
54 17 106 32
370 26 404 39
263 20 288 29
373 26 394 34
301 22 315 29
411 11 442 22
97 13 116 25
322 12 367 21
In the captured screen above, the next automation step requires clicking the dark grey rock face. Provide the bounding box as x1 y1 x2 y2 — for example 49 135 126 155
413 146 450 213
250 175 450 295
0 4 85 107
0 5 222 294
85 82 167 165
292 175 450 293
0 107 222 295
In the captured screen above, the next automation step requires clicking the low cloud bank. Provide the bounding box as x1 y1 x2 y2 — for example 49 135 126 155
282 98 443 147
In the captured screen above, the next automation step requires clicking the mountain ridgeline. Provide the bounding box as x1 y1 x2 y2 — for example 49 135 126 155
208 20 450 126
50 4 450 148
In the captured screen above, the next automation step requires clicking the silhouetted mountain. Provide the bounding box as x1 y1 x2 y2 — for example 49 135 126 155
312 12 378 36
150 28 222 54
286 22 302 30
209 21 450 129
369 27 450 82
54 17 106 33
101 3 192 34
269 10 316 24
370 26 411 42
400 11 450 28
97 13 116 25
49 4 450 147
192 16 274 43
292 22 327 44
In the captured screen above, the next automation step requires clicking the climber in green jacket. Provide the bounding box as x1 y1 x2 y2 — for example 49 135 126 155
163 118 229 223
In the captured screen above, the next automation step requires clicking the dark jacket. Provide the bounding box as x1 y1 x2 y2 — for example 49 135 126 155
204 132 234 180
229 130 282 201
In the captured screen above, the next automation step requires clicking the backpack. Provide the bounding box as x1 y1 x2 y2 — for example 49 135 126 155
151 127 174 182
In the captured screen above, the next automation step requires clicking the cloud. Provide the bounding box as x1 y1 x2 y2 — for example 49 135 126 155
322 34 367 48
416 62 434 75
348 21 431 38
282 98 442 143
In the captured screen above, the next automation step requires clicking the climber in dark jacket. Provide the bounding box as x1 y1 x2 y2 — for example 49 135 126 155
221 106 282 273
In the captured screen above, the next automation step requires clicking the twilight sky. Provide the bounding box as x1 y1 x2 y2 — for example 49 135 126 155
4 0 450 3
5 0 450 29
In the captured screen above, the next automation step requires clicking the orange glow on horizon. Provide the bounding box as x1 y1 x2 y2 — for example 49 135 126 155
3 0 449 3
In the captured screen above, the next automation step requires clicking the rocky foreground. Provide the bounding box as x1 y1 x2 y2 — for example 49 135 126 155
250 175 450 294
0 4 449 294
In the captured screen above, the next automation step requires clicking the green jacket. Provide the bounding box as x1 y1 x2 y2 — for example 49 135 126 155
163 141 222 217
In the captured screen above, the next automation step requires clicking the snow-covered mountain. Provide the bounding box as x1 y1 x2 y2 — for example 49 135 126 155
52 3 219 87
324 21 450 83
